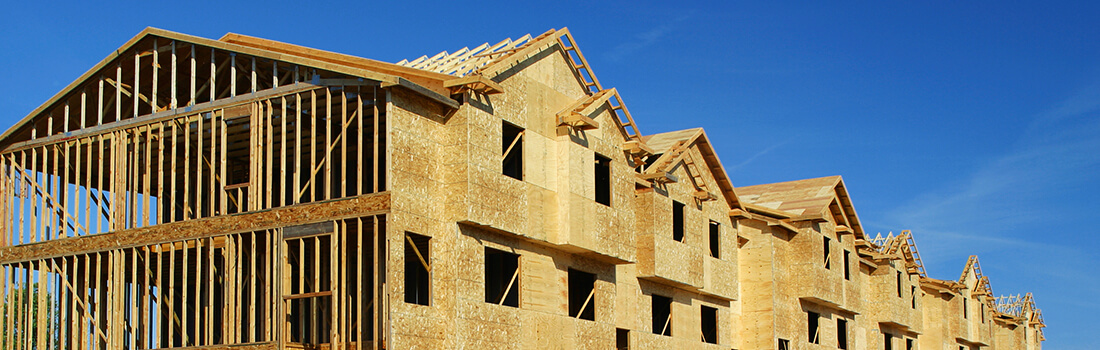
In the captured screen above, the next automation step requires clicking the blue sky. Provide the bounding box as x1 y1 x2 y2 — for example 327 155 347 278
2 1 1098 348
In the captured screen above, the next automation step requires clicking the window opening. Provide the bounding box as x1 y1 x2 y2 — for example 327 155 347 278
569 269 596 320
844 250 851 280
778 338 791 350
673 201 685 242
595 153 611 206
824 237 832 269
896 271 902 298
838 318 849 350
963 297 968 319
911 286 917 309
652 294 672 336
807 311 820 344
616 328 630 350
701 305 718 344
404 232 431 305
485 247 520 307
502 122 524 180
709 221 721 258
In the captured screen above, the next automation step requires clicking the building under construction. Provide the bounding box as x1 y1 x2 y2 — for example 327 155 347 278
0 27 1044 349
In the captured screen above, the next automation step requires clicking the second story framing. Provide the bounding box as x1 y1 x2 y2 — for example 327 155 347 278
0 28 474 247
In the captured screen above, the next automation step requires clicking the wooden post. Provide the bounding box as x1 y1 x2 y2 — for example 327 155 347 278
184 117 191 220
153 39 159 112
116 64 123 122
197 114 204 218
230 53 237 98
294 92 301 205
325 88 332 201
190 44 196 107
280 96 287 207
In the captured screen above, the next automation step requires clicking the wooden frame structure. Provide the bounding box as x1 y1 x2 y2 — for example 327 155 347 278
0 27 1046 350
0 28 401 350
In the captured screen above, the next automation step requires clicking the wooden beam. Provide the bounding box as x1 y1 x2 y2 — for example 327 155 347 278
557 112 599 130
637 171 677 184
381 77 460 110
443 75 505 95
622 140 655 155
0 192 390 264
2 83 332 154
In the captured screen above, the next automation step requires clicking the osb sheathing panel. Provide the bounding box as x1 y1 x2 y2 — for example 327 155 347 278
383 38 747 349
447 224 618 349
633 146 739 293
735 219 780 349
861 260 924 334
992 321 1025 350
633 195 702 287
439 41 637 264
625 280 735 349
788 221 848 307
958 270 996 345
919 288 952 350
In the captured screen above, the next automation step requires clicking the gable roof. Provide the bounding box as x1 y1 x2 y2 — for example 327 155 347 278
872 230 928 277
641 128 743 211
737 175 865 236
219 32 456 96
0 27 458 149
396 32 538 77
996 293 1045 327
960 255 994 297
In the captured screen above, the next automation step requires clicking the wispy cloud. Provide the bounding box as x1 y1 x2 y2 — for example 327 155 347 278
605 14 692 62
881 82 1100 271
729 138 793 171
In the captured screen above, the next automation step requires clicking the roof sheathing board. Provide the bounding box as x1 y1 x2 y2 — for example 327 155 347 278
738 175 865 236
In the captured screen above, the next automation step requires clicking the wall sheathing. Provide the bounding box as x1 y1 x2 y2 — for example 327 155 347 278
386 36 741 349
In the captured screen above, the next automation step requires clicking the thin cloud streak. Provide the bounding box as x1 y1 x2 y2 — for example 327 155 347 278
730 138 793 172
882 82 1100 274
605 14 692 62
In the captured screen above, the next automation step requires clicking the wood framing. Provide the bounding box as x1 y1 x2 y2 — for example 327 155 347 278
0 27 1044 350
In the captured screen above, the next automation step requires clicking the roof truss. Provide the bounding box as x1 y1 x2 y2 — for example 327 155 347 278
1 27 458 150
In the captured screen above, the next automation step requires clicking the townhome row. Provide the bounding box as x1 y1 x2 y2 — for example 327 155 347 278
0 27 1044 349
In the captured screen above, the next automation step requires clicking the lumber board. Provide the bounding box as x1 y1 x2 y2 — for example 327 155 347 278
0 192 390 264
2 83 334 154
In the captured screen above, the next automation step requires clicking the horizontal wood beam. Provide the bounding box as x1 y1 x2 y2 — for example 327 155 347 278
3 82 335 153
0 192 390 264
558 112 599 130
444 75 504 94
638 171 677 184
382 77 460 110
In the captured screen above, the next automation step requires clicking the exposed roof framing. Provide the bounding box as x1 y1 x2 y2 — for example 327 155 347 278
396 33 536 78
641 128 743 210
872 230 928 277
397 28 646 143
920 276 965 294
220 32 456 95
556 88 620 132
960 255 994 297
0 27 458 149
995 293 1046 328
